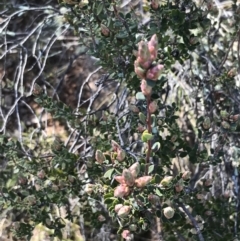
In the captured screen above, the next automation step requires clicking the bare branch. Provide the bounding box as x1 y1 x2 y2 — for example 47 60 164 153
177 202 205 241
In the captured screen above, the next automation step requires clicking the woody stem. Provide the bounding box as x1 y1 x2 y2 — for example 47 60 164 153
145 95 152 175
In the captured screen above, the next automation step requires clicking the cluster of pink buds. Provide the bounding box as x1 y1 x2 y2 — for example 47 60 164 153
134 34 164 96
114 162 152 198
111 140 126 162
95 140 126 164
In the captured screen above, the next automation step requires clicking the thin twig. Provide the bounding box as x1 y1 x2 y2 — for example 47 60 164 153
145 95 152 174
177 202 205 241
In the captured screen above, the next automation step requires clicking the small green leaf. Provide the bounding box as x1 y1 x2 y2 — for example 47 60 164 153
171 9 185 24
96 4 103 15
154 174 161 183
152 142 161 152
148 165 154 174
197 116 204 124
104 168 115 179
151 114 156 127
6 178 17 189
140 163 146 172
139 112 146 124
141 131 153 142
116 31 129 39
104 197 116 204
136 92 146 100
155 188 163 197
104 193 113 199
20 190 30 197
136 195 145 203
152 127 158 134
13 168 19 174
146 79 157 87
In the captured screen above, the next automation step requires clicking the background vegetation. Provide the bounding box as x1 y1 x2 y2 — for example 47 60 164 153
1 0 240 240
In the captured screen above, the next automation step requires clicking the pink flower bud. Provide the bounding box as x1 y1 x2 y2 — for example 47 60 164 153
114 204 123 213
148 194 160 206
98 215 106 222
163 207 175 219
33 83 43 96
190 36 198 45
95 150 105 164
205 210 212 216
18 176 27 185
141 79 152 96
146 64 164 81
129 162 140 178
175 179 184 192
122 230 132 240
134 61 146 79
223 191 230 198
132 50 138 57
138 41 151 62
134 176 152 188
196 193 204 200
159 176 173 188
228 68 237 77
229 114 239 122
114 175 126 185
122 169 135 186
111 140 121 152
37 170 45 179
137 123 145 132
118 205 131 218
204 179 213 187
136 57 152 69
114 184 130 198
149 101 158 113
148 34 158 60
148 34 158 49
68 175 75 183
101 24 110 36
129 105 140 113
116 148 126 161
151 0 159 10
182 171 191 180
221 121 230 129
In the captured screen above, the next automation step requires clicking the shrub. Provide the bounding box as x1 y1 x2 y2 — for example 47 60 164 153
1 0 240 240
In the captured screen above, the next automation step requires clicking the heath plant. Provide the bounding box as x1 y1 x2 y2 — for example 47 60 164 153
1 0 240 241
